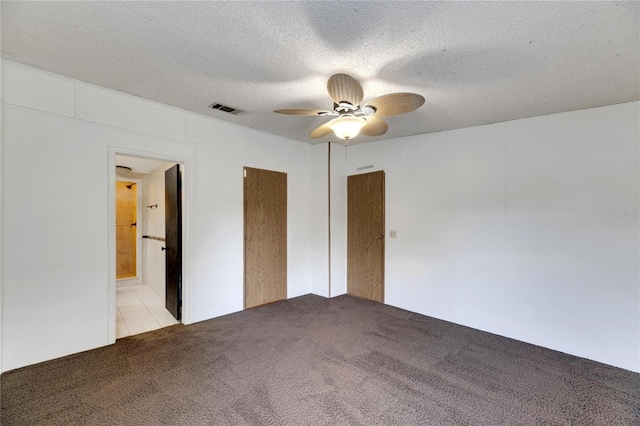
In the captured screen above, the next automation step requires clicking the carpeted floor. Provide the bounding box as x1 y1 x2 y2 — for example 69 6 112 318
1 294 639 425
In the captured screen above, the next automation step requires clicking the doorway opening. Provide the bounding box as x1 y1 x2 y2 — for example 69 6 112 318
114 154 183 338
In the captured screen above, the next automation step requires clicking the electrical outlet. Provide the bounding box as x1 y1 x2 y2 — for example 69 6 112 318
389 230 397 238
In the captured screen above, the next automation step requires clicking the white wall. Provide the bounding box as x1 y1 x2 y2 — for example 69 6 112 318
330 143 347 297
345 102 640 372
2 60 637 373
187 114 313 318
309 143 329 297
1 61 314 371
0 54 4 372
141 163 174 296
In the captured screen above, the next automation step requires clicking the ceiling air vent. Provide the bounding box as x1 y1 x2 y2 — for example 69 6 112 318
209 102 240 114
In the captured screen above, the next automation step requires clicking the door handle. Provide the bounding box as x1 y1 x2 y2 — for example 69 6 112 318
374 235 384 240
130 222 137 227
162 247 168 251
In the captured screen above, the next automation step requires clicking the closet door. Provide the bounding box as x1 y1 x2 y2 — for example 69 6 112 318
244 167 287 309
347 171 385 303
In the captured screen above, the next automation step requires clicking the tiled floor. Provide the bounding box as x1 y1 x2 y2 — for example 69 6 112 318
116 284 179 338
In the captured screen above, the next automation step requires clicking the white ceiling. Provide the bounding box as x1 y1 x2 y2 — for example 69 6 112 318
2 2 638 145
115 155 165 175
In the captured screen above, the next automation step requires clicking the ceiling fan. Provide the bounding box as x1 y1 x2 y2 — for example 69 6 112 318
274 74 425 141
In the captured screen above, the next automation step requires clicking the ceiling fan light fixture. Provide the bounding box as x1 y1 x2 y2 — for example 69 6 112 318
276 73 424 141
328 116 366 140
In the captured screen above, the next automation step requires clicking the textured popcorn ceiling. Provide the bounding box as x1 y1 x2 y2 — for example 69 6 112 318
2 1 638 145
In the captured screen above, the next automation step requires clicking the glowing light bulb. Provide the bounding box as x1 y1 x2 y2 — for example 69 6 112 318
328 116 366 140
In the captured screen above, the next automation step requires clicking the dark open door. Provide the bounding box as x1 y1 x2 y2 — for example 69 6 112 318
165 164 182 320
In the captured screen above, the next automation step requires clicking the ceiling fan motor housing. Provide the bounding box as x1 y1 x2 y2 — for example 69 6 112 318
335 101 357 112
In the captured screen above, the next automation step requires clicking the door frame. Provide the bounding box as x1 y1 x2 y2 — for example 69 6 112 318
107 147 193 343
115 176 143 285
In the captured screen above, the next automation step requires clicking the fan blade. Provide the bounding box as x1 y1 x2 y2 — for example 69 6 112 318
327 74 364 106
274 109 331 116
310 122 333 139
364 93 425 117
361 116 388 137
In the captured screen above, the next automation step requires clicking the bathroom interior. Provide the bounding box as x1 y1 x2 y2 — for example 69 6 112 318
114 155 180 338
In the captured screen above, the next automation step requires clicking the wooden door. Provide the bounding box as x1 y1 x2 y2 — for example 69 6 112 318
244 167 287 309
347 171 385 302
116 181 137 279
165 164 182 321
